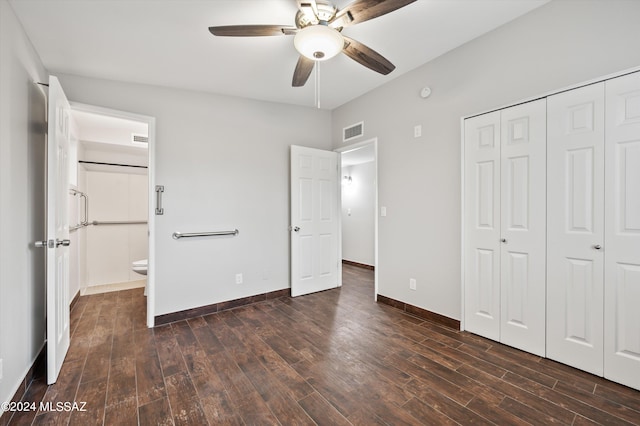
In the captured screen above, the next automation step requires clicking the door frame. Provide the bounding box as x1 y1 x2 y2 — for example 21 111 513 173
335 138 379 300
70 102 156 327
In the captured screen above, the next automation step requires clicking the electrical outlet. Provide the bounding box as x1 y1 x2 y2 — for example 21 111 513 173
409 278 417 290
235 273 243 284
414 125 422 138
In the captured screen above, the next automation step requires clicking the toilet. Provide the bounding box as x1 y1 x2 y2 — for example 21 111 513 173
132 259 148 276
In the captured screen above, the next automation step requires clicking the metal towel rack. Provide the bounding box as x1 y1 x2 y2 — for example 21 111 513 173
172 229 239 240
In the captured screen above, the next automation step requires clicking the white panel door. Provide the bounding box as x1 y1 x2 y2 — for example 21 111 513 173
46 76 72 384
604 71 640 391
547 82 605 376
499 99 546 356
290 145 340 297
464 111 501 341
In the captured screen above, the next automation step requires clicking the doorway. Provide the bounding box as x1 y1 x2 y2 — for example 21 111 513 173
337 139 378 299
68 103 156 326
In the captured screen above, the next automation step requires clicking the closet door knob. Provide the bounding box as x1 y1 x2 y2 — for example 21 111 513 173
592 244 602 250
500 238 507 243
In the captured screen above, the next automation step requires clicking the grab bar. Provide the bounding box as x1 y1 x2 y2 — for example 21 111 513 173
69 189 89 230
92 220 148 225
172 229 239 240
155 185 164 215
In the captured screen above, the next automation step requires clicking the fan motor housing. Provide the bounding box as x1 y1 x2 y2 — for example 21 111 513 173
295 2 338 28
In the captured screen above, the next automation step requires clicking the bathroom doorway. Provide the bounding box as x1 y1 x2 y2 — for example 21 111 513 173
67 104 155 324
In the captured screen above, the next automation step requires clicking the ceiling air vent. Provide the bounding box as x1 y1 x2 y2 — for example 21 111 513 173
343 121 364 142
132 133 149 146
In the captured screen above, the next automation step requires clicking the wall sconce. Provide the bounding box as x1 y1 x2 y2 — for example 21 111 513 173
343 175 352 186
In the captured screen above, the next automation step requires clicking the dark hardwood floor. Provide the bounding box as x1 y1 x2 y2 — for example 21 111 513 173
3 264 640 425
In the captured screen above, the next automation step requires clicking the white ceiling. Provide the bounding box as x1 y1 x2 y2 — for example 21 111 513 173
73 110 148 146
10 0 549 110
341 143 375 167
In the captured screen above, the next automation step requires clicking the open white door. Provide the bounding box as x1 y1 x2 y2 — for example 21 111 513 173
290 145 340 297
45 76 71 384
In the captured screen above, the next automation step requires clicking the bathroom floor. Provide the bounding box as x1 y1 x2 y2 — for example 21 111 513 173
4 265 640 425
81 279 146 296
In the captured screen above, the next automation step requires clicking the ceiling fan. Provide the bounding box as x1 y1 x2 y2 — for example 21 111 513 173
209 0 417 87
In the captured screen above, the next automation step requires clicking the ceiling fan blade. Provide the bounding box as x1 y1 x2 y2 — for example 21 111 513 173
292 55 315 87
331 0 416 28
208 25 297 37
342 36 395 75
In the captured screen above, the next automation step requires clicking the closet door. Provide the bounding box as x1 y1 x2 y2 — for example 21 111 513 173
499 99 546 356
547 83 605 375
604 71 640 390
464 111 501 340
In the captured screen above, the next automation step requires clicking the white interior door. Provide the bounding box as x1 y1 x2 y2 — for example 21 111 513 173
46 76 72 384
604 71 640 390
464 111 501 341
499 99 546 356
290 145 340 297
547 82 605 376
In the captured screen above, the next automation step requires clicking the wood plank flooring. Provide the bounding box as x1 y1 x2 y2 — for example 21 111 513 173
4 264 640 425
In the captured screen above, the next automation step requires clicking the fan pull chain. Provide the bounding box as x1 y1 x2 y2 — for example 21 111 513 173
315 61 321 109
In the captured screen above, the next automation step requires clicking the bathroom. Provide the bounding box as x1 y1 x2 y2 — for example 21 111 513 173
68 108 149 300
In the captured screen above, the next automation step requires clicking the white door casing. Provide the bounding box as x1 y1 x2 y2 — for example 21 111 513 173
604 72 640 390
46 76 72 384
547 82 605 376
499 99 547 356
290 145 340 297
464 111 501 341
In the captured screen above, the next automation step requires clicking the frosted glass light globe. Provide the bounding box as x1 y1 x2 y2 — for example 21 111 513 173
294 25 344 61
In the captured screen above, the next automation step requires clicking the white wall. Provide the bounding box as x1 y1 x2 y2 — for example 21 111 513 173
55 74 333 316
331 0 640 320
0 0 47 408
341 162 375 266
85 169 148 287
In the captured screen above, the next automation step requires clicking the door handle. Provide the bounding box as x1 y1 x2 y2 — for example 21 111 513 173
34 239 69 248
56 239 71 247
500 238 507 243
293 226 300 232
592 244 602 250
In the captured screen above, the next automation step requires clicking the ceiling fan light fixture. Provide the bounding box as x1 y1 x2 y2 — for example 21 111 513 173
294 25 343 61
